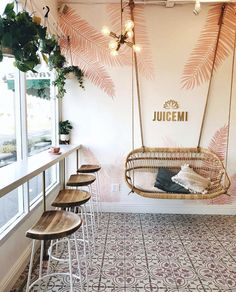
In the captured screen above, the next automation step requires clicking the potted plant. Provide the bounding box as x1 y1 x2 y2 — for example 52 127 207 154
59 120 73 143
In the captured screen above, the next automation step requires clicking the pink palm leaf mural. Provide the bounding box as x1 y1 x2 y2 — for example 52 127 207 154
61 46 115 97
208 124 228 161
59 6 129 68
208 174 236 205
58 6 130 97
207 125 236 205
181 3 236 90
106 3 155 80
80 146 122 202
229 174 236 197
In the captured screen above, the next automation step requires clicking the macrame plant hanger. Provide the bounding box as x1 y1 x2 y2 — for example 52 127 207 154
125 3 234 199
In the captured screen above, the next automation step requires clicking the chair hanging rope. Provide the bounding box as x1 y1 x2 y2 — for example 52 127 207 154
197 4 225 148
225 10 236 170
125 3 234 199
129 0 144 149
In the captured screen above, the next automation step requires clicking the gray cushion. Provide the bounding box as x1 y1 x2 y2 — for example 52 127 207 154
154 168 190 194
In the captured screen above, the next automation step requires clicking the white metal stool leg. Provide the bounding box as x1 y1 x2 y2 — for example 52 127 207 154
47 240 53 275
67 237 74 292
39 240 44 278
79 217 89 292
73 233 84 291
88 185 97 234
80 204 95 256
95 172 102 220
26 240 36 292
90 180 100 227
79 205 92 265
86 196 96 252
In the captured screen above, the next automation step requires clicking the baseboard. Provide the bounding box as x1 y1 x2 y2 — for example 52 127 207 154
0 242 32 292
100 202 236 215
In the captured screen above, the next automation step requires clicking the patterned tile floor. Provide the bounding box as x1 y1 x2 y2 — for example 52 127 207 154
12 213 236 291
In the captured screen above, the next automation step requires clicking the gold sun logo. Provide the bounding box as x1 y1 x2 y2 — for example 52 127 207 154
163 100 179 110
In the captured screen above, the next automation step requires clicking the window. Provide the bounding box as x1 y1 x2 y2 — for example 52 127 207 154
0 54 59 238
0 187 23 233
26 70 53 156
0 57 17 167
29 165 57 206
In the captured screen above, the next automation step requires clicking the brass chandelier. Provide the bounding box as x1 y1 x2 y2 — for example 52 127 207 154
101 0 141 56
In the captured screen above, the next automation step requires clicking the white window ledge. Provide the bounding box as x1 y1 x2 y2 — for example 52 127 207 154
0 145 80 198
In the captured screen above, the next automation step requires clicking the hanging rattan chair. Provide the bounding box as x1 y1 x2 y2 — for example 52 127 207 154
124 3 234 199
125 147 230 199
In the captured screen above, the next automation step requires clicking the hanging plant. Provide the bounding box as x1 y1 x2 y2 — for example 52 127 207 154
0 3 67 73
0 2 85 97
40 36 58 55
0 2 47 72
48 45 66 70
41 38 84 98
53 65 84 98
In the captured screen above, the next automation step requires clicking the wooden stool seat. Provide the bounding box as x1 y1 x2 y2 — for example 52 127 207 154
77 164 101 173
26 210 82 241
67 174 96 187
52 189 91 208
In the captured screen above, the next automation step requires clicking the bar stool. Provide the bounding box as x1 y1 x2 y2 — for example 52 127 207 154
51 189 93 264
66 174 97 246
26 210 83 292
77 165 102 225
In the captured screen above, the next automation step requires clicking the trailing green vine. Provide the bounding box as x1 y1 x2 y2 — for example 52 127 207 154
53 66 84 98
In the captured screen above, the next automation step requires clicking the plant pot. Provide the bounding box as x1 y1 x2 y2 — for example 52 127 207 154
2 47 14 58
60 134 70 142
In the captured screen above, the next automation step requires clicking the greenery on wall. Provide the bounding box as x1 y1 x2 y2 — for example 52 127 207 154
53 66 84 98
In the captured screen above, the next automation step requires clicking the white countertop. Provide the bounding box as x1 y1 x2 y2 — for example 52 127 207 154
0 145 80 198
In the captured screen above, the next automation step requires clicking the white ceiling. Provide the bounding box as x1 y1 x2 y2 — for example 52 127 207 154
59 0 235 3
58 0 235 11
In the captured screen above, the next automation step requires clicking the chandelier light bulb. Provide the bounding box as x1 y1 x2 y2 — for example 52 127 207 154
109 40 118 50
133 44 141 53
101 26 111 36
193 0 201 15
125 20 134 31
110 50 119 56
127 30 134 39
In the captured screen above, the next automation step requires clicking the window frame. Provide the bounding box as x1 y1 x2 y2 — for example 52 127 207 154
0 58 60 240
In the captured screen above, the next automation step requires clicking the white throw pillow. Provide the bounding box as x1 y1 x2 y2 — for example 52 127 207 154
171 164 211 194
129 169 164 192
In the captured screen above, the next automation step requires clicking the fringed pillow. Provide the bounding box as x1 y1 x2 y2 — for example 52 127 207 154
171 164 211 194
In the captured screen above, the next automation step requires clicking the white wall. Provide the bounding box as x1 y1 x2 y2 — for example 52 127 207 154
62 3 236 214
